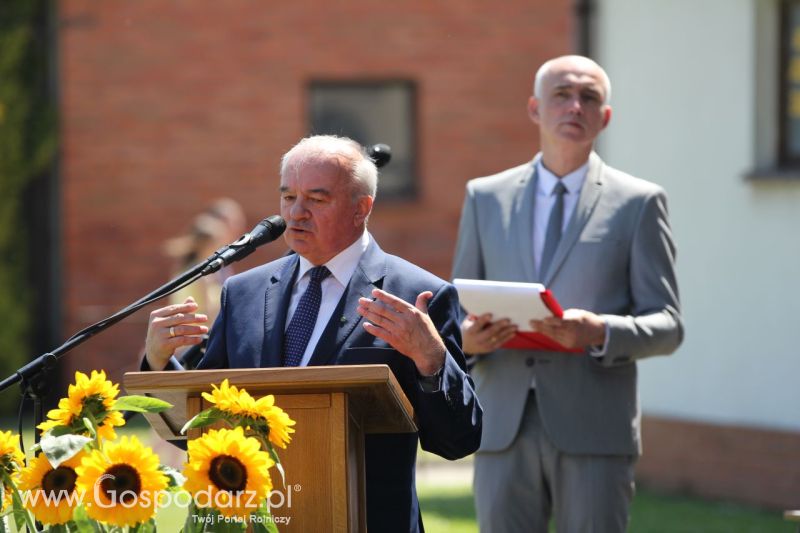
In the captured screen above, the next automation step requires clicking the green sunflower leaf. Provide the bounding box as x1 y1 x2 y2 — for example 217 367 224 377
210 512 247 532
251 501 279 533
7 504 24 533
181 408 225 434
182 501 205 533
130 518 157 533
81 416 97 437
39 432 92 468
1 471 35 533
264 444 286 488
72 505 104 532
115 395 172 413
48 425 76 438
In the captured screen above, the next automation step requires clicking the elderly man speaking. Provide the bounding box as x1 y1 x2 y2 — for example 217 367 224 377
143 135 482 533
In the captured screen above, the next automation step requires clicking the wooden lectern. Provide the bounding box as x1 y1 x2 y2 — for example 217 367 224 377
124 365 416 532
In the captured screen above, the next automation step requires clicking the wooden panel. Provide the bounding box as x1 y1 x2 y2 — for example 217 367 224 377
125 365 416 440
275 394 335 532
330 393 348 532
186 395 202 441
191 391 363 531
273 393 330 409
347 404 367 531
125 367 386 531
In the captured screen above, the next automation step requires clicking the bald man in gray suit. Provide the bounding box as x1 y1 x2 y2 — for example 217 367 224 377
452 56 683 532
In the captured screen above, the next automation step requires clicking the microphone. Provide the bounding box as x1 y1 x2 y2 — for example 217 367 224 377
201 215 286 275
367 143 392 168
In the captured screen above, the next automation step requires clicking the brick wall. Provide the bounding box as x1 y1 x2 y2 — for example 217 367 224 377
639 416 800 510
55 1 800 513
57 1 571 382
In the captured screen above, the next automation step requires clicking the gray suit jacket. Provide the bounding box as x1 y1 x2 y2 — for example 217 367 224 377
452 152 683 456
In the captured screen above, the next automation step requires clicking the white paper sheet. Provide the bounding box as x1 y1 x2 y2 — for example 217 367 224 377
453 278 554 329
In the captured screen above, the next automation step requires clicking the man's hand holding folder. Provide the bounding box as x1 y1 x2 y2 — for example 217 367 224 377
454 279 603 353
529 309 607 352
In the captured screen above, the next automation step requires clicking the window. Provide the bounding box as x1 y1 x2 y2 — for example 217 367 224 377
309 81 416 199
780 0 800 164
751 0 799 177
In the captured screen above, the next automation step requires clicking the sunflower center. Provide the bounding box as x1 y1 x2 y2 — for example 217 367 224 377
101 464 142 503
42 466 77 494
209 455 247 492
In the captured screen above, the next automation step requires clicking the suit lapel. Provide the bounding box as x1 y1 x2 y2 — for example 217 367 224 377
260 256 299 367
306 238 385 366
543 152 604 286
513 159 539 283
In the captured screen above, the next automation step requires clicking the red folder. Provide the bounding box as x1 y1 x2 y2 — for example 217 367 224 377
501 290 583 353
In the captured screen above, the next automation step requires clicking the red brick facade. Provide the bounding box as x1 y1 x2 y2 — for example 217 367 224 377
639 416 800 510
57 0 572 381
56 0 798 515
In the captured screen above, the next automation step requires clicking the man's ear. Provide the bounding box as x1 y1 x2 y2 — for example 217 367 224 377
527 96 540 125
602 105 612 129
354 195 374 226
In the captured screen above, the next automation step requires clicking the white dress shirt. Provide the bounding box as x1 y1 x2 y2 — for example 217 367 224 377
285 230 370 366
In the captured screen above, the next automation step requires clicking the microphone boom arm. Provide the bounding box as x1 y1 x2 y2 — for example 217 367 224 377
0 215 286 444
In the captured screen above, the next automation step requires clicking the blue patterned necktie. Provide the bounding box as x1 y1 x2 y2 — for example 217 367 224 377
282 265 331 367
539 181 567 279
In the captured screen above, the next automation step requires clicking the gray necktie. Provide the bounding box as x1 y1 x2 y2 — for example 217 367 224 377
539 181 567 279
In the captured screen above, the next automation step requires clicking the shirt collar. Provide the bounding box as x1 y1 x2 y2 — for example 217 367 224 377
536 159 589 196
296 230 370 286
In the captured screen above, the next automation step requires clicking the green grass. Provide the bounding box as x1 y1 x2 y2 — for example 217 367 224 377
417 483 794 533
628 489 793 533
418 485 478 532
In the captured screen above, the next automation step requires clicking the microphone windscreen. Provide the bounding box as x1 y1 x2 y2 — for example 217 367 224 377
368 143 392 168
250 215 287 245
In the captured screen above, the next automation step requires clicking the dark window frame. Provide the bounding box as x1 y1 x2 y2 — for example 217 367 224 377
307 79 418 200
779 0 800 166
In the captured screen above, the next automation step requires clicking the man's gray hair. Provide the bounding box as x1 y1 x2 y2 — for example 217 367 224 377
533 55 612 104
280 135 378 199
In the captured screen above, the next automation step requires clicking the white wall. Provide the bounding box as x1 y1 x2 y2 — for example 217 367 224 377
596 0 800 431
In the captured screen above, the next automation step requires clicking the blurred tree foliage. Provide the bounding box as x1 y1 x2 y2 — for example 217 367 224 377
0 0 56 410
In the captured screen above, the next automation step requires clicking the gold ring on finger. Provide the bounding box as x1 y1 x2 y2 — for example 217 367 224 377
169 326 176 338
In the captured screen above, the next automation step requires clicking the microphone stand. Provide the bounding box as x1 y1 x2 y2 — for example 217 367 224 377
0 247 229 446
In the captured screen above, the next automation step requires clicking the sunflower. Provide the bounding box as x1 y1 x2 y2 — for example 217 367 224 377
183 426 274 518
0 431 24 511
75 435 167 527
19 452 83 525
201 379 248 416
202 379 296 448
251 394 295 449
38 370 125 441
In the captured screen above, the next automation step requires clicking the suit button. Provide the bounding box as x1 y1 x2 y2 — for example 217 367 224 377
526 358 535 367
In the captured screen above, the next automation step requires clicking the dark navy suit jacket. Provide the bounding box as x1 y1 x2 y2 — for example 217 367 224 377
189 238 482 532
